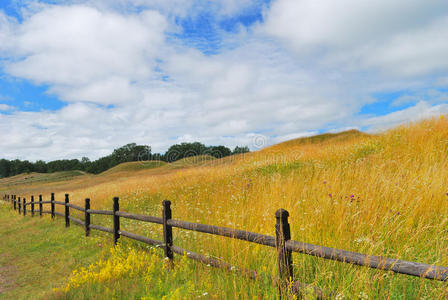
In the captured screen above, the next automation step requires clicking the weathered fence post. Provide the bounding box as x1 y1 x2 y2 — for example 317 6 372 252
51 193 55 219
18 197 21 214
85 198 90 237
65 194 70 227
39 195 42 217
275 209 293 299
162 200 174 261
23 198 26 216
13 195 16 210
113 197 120 245
31 196 35 217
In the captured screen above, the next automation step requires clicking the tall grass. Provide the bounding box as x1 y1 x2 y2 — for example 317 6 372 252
3 117 448 298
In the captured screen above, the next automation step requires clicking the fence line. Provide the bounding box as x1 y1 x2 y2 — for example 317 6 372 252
2 193 448 298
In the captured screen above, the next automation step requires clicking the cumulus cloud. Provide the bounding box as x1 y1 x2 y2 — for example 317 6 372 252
262 0 448 77
0 1 447 160
3 5 167 105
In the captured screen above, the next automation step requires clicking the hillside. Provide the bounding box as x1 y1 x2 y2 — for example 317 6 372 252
268 129 366 149
0 170 88 187
100 160 167 175
0 155 217 192
1 118 448 298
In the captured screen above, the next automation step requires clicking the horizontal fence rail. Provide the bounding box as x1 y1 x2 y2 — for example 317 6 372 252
285 241 448 281
115 211 163 224
89 224 114 234
86 209 114 216
167 219 277 248
2 193 448 299
66 203 85 212
68 215 83 226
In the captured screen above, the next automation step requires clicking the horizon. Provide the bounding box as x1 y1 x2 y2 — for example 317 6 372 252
1 127 364 163
1 0 448 161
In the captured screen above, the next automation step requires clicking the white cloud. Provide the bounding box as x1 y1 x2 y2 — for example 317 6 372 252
0 1 448 161
262 0 448 77
271 131 318 145
263 0 448 47
436 77 448 87
391 89 448 107
0 104 15 111
4 5 167 104
361 101 448 131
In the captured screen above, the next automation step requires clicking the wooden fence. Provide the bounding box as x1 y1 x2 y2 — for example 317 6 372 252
2 193 448 299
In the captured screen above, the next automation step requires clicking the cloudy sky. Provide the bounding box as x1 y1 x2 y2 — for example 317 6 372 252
1 0 447 161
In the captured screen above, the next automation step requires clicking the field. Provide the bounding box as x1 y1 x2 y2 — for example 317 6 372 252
1 118 448 299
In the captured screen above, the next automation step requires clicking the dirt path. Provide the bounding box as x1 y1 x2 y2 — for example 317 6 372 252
0 263 16 294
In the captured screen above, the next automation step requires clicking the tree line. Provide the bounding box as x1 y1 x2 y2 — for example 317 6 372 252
0 142 250 178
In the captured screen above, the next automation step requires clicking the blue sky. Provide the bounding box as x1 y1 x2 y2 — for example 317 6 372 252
1 0 448 160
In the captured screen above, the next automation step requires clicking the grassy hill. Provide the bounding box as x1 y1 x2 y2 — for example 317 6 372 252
100 160 167 175
1 118 448 298
268 129 366 149
0 170 88 187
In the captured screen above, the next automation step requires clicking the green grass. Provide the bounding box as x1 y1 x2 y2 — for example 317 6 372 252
0 201 277 299
53 239 277 300
0 202 104 300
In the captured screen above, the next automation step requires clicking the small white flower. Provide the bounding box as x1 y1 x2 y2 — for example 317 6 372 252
335 293 345 300
358 292 368 300
354 237 371 244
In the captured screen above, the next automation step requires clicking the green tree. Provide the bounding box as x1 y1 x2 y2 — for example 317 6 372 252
232 146 250 154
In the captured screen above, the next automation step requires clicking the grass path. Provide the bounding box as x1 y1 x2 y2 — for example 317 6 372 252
0 202 104 300
0 263 15 294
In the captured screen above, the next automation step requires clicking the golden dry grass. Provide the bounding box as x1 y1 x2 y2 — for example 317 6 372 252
2 117 448 298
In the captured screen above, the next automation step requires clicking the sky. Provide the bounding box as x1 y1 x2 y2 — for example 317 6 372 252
0 0 448 161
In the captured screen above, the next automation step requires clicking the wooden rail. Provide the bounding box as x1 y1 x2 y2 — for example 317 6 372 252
115 211 163 224
286 240 448 281
66 203 85 212
3 193 448 299
68 215 83 226
86 209 114 215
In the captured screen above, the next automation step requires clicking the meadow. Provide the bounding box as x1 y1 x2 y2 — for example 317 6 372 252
1 117 448 299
